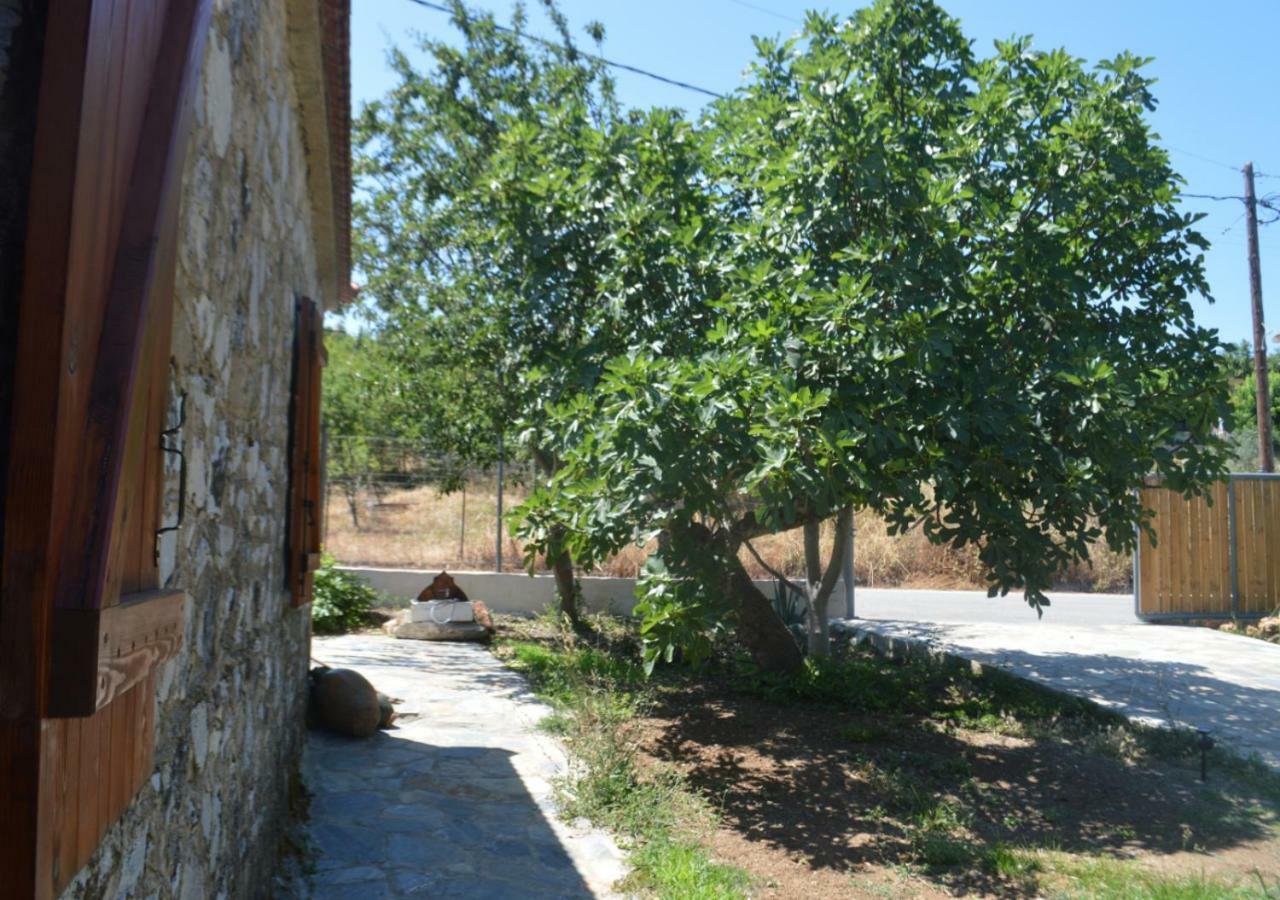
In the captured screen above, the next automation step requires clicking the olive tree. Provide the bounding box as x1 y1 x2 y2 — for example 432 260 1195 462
518 0 1228 672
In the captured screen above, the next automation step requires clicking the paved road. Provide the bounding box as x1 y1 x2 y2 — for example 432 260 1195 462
842 587 1134 626
303 636 627 899
839 619 1280 769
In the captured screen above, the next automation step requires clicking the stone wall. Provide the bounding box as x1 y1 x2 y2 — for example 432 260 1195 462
59 1 322 896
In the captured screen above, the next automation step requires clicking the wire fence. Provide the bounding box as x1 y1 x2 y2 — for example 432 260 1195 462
324 435 535 572
321 434 1134 592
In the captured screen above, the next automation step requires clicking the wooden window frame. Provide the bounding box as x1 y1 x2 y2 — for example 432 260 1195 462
287 296 325 607
0 1 211 896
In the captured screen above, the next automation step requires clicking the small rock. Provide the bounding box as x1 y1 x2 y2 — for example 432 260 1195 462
1257 616 1280 637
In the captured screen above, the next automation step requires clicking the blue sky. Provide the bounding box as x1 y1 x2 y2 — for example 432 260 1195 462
351 0 1280 346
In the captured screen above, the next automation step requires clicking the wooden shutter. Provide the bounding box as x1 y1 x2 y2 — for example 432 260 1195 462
0 0 210 896
287 297 325 606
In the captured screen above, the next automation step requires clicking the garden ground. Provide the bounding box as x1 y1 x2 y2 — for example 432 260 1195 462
497 614 1280 898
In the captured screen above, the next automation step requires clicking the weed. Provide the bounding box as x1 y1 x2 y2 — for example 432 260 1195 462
1044 854 1274 898
497 631 750 898
838 721 890 743
982 842 1041 880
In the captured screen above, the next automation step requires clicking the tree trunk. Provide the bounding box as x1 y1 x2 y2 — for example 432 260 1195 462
801 507 854 658
343 483 360 529
549 523 583 628
532 445 584 629
725 557 805 674
668 518 803 674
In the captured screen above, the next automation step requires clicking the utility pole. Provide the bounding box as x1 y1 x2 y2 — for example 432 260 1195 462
1244 162 1274 472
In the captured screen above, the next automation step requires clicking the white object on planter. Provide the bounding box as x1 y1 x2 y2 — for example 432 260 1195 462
409 599 475 625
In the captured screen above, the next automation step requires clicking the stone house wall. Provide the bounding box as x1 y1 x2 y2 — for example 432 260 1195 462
51 1 324 896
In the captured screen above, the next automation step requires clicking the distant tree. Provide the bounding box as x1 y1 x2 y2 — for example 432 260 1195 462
1228 369 1280 438
518 0 1230 673
352 1 717 624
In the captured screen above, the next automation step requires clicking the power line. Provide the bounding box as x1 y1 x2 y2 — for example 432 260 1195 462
1168 146 1277 181
726 0 803 24
402 0 727 99
1169 146 1244 173
396 1 1278 183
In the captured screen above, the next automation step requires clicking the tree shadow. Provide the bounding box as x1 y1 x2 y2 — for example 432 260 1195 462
305 728 595 898
852 620 1280 767
643 669 1279 897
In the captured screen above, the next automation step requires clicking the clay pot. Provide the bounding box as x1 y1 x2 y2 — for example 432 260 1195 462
310 668 381 738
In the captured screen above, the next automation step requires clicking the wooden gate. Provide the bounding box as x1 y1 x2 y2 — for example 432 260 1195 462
1136 474 1280 620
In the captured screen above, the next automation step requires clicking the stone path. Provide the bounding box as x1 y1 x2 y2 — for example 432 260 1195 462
302 635 628 899
838 619 1280 768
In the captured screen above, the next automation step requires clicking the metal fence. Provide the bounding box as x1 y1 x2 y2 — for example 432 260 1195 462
324 435 536 573
1136 474 1280 621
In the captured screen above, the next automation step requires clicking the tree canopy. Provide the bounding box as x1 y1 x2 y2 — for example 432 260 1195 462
516 0 1229 671
353 0 1230 673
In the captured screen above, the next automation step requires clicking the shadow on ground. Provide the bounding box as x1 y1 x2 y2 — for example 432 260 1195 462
854 620 1280 766
305 729 593 899
643 671 1279 897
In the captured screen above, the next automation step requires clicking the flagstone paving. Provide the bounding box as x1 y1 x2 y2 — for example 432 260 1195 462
302 635 628 899
837 619 1280 769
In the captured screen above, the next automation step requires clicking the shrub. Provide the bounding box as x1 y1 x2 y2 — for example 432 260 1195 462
311 557 380 634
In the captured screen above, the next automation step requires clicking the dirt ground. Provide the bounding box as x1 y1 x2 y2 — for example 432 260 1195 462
633 678 1280 898
325 484 1134 592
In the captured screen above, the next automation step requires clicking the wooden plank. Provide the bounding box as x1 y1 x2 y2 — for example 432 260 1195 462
52 0 211 619
132 672 155 795
0 721 42 898
94 589 184 714
1199 491 1212 607
1247 482 1264 612
1138 487 1156 614
75 710 100 864
138 673 156 793
1255 481 1271 612
1186 492 1203 609
35 720 59 900
96 696 114 854
287 298 320 605
108 686 131 827
1213 481 1231 610
308 314 325 560
1246 480 1274 613
1237 481 1255 612
54 718 81 892
1167 489 1172 617
1266 480 1280 611
1167 487 1184 611
0 0 97 724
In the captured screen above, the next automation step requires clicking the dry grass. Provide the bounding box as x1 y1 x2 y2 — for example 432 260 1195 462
324 484 1133 591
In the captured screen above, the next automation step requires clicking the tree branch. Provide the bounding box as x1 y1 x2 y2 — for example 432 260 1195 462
742 537 805 596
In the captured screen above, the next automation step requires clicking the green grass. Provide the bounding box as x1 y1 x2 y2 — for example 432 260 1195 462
497 623 750 898
1042 853 1279 899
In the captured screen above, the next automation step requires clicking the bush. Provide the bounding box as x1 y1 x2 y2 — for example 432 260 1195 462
312 557 380 634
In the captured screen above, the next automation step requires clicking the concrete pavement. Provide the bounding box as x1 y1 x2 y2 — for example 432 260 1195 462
842 587 1133 626
838 618 1280 769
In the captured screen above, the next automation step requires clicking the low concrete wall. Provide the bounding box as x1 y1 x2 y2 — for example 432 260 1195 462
339 566 830 618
